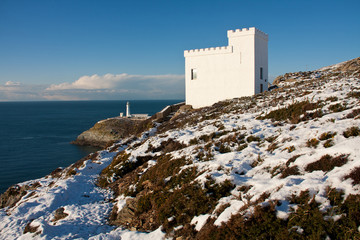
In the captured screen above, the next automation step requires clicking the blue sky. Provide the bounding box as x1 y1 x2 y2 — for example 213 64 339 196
0 0 359 101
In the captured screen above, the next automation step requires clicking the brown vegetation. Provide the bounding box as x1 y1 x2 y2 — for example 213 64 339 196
305 154 349 172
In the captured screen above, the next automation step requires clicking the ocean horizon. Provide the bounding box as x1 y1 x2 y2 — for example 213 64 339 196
0 99 183 194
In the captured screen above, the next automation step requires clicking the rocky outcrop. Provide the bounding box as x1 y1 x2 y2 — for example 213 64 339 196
338 57 360 72
273 57 360 86
0 182 41 208
72 103 184 148
71 118 147 148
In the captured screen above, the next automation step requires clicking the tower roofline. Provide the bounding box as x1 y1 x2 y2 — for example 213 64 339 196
227 27 268 41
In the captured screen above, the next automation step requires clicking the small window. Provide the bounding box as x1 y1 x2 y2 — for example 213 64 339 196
260 84 263 93
260 67 263 80
191 68 197 80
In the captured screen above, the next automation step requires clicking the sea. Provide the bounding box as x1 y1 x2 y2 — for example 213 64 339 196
0 100 182 194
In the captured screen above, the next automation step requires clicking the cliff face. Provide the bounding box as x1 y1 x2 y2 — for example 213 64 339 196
72 103 185 148
72 118 146 148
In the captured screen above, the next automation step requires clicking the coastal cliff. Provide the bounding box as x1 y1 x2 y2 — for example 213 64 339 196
72 102 185 148
71 118 149 148
1 58 360 239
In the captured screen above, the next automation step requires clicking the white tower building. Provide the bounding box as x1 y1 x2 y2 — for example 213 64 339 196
184 27 268 108
126 101 131 117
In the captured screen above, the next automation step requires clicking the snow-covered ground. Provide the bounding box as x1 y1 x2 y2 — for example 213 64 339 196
0 150 165 239
1 65 359 238
109 75 360 233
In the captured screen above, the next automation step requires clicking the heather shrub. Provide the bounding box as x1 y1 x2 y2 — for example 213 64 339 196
286 145 296 153
286 155 301 166
137 155 187 188
258 100 320 123
246 135 261 143
347 91 360 99
267 142 279 153
306 138 320 148
346 108 360 119
345 167 360 185
251 154 264 167
218 143 231 153
149 138 187 153
343 126 360 138
189 138 198 145
197 202 288 240
236 143 248 152
323 139 335 148
305 154 349 172
325 96 338 102
318 131 337 141
328 103 347 113
100 151 130 178
136 178 234 233
287 192 328 239
265 135 278 143
280 166 300 179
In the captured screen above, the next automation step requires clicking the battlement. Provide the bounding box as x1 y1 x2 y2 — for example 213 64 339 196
184 45 233 57
227 27 268 40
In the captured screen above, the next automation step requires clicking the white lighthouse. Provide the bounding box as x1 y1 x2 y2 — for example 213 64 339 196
126 101 131 118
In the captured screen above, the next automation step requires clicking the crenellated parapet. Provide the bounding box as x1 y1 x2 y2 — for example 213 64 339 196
184 45 233 57
227 27 268 41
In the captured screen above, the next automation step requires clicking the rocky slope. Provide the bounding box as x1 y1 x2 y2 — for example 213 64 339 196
1 57 360 239
273 56 360 86
71 117 152 148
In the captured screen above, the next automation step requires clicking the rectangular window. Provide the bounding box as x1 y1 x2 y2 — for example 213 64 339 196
191 68 197 80
260 67 263 80
260 84 263 93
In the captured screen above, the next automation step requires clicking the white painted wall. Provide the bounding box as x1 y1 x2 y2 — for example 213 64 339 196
184 27 268 108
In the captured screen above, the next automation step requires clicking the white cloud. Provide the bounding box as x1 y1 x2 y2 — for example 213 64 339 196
0 73 185 101
5 81 21 86
46 73 185 91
